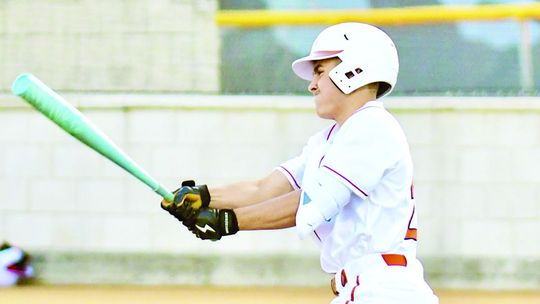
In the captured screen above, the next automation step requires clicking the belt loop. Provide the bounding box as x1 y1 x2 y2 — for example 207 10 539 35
331 276 339 296
341 269 348 287
331 269 348 296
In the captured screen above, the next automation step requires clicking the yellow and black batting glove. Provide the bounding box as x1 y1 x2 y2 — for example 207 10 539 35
161 180 211 226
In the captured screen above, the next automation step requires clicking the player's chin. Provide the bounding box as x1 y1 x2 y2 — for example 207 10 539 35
315 111 333 120
314 104 333 120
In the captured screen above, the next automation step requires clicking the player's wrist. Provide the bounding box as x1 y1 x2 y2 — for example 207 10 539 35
218 209 239 236
190 208 238 241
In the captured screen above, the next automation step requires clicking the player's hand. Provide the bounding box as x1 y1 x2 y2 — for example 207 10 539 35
188 208 239 241
161 180 211 225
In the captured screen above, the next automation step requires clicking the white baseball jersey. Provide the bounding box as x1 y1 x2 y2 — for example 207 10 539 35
278 100 437 303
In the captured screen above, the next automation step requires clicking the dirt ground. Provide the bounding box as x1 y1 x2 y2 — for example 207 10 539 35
2 285 540 304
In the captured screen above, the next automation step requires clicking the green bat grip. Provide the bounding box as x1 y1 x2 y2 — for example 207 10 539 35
11 73 174 203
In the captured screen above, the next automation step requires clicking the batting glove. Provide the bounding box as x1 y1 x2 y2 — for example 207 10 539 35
161 180 211 226
190 208 239 241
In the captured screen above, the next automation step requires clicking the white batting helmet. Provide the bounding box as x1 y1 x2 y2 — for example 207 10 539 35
292 22 399 98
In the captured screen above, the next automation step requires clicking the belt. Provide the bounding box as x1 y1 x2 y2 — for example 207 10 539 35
331 254 407 296
381 254 407 267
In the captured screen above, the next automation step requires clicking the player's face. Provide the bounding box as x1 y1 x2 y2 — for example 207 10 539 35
308 58 346 120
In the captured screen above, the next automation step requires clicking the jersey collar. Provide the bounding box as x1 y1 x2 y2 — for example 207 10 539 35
353 99 384 114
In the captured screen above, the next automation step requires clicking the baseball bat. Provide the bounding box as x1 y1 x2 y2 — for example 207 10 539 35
11 73 174 202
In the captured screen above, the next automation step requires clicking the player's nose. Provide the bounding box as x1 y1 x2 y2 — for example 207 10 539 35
308 79 318 94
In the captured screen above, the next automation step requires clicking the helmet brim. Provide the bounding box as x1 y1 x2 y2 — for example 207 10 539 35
291 50 343 81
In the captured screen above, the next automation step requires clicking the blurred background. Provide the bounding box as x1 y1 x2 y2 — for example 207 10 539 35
220 1 540 96
1 0 540 299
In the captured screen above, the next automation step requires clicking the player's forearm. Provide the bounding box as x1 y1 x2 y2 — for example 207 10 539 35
234 190 300 230
208 171 293 209
209 180 263 208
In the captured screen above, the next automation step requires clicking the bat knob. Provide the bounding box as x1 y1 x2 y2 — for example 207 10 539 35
11 73 34 96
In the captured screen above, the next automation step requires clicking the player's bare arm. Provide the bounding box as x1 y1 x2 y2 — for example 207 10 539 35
161 170 294 226
179 189 300 241
209 170 294 209
161 170 297 240
234 190 300 230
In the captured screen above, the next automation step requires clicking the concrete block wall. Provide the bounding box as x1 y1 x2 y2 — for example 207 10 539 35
1 94 540 288
394 99 540 260
0 0 219 93
0 94 325 256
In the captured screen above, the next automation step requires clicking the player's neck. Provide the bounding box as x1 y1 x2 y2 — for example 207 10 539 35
335 91 377 126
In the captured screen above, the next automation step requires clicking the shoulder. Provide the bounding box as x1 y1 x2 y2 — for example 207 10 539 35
306 123 339 145
342 103 405 140
349 102 395 126
334 104 409 154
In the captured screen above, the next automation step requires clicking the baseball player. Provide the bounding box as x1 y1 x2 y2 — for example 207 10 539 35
0 242 33 287
162 22 438 303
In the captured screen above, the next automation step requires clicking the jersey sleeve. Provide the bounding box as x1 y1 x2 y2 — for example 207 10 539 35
276 126 331 190
276 159 303 190
320 108 406 198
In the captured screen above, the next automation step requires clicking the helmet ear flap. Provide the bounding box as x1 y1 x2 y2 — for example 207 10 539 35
329 60 367 95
